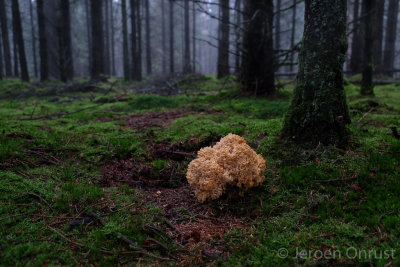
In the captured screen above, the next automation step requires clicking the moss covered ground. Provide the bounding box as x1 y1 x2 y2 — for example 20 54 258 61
0 76 399 266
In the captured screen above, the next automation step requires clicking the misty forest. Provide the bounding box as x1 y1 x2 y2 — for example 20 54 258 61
1 0 400 265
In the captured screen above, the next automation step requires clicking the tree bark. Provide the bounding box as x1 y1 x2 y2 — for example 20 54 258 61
169 0 174 74
192 0 196 73
361 0 375 95
241 0 275 97
136 0 142 80
282 0 350 147
0 35 3 79
28 0 38 78
161 0 166 74
90 0 104 79
183 0 191 73
0 0 12 77
12 0 29 82
217 0 230 78
289 0 297 72
59 0 74 82
104 0 110 75
37 0 48 81
234 0 241 75
85 0 92 73
373 0 384 75
145 0 152 75
121 0 130 80
110 0 115 76
383 0 399 76
349 0 363 74
274 0 281 51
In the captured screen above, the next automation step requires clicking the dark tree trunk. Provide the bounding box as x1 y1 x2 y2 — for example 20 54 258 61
192 0 196 73
0 0 12 77
282 0 350 147
13 24 19 77
110 0 115 76
130 0 138 79
12 0 29 82
104 0 110 75
373 0 384 75
121 0 130 80
383 0 399 76
85 0 92 73
361 0 375 95
234 0 242 75
289 0 297 72
183 0 191 73
37 0 48 81
161 0 166 74
274 0 281 51
28 0 38 78
136 0 142 80
169 0 174 74
145 0 152 75
90 0 104 79
59 0 74 82
241 0 275 97
349 0 363 74
217 0 230 78
0 35 3 79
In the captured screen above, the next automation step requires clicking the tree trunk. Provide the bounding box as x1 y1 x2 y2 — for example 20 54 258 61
383 0 399 76
161 0 166 74
0 35 3 79
289 0 297 72
28 0 38 78
241 0 275 97
349 0 363 74
110 0 115 76
0 0 12 77
217 0 230 78
121 0 130 80
85 0 92 74
104 0 110 75
192 0 196 73
12 0 29 82
145 0 152 75
360 0 375 95
59 0 74 82
169 0 174 74
90 0 104 79
183 0 191 74
373 0 384 75
282 0 350 147
234 0 242 75
274 0 281 51
136 0 142 80
130 0 138 80
37 0 48 81
13 23 19 77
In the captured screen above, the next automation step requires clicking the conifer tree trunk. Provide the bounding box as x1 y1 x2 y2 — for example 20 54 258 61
85 0 92 73
0 37 3 79
145 0 152 75
169 0 174 74
192 0 196 73
110 0 115 76
136 0 142 81
37 0 48 81
241 0 275 97
373 0 384 75
59 0 74 82
90 0 104 79
13 22 19 77
349 0 363 74
274 0 281 51
289 0 297 72
12 0 29 82
217 0 230 78
0 0 12 77
121 0 130 80
28 0 38 78
183 0 191 74
282 0 350 147
104 0 110 75
161 0 166 74
383 0 399 76
130 0 138 80
361 0 375 95
234 0 241 75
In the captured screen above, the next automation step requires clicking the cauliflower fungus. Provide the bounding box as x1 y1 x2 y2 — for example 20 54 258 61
186 134 266 202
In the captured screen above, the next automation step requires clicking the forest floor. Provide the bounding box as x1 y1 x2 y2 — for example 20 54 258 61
0 75 399 266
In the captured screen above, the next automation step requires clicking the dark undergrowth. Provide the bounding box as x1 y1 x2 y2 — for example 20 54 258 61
0 77 399 266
